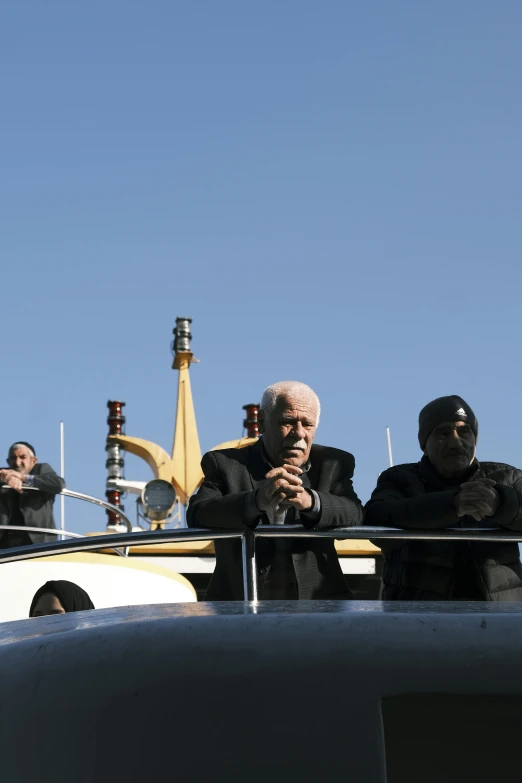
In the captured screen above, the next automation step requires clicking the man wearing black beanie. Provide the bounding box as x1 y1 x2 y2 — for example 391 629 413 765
365 396 522 601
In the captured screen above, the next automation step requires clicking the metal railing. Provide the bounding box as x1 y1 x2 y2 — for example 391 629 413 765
0 486 133 533
60 489 133 533
0 486 133 556
241 524 522 601
0 524 130 558
0 524 521 601
0 525 83 539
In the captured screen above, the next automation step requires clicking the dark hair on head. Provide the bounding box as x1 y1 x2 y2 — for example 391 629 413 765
29 580 95 617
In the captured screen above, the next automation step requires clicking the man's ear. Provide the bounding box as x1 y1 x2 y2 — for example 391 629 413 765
258 409 265 435
31 456 38 468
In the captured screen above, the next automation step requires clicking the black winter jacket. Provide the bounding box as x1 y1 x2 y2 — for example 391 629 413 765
365 457 522 601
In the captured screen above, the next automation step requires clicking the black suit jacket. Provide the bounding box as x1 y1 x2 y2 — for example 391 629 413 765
0 463 65 545
187 440 363 600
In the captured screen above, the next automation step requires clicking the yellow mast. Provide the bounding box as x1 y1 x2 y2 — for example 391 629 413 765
108 318 204 507
170 339 203 505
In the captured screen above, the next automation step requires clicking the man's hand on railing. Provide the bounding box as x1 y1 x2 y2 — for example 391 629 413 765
255 465 312 513
0 469 18 481
0 470 24 494
455 478 500 521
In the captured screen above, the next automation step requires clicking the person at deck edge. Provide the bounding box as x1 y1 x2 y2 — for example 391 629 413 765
365 396 522 600
0 442 65 547
187 381 363 600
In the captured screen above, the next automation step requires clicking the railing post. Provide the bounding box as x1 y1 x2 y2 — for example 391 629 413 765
241 532 258 601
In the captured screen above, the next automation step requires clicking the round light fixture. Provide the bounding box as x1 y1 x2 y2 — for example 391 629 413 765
141 479 177 521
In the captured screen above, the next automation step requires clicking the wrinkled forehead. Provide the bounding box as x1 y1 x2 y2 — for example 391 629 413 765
8 446 35 459
273 393 319 419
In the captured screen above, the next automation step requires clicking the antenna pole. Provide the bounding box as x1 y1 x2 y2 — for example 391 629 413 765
60 421 65 537
386 426 393 468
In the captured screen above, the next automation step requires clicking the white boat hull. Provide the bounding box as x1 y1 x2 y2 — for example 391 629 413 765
0 552 196 621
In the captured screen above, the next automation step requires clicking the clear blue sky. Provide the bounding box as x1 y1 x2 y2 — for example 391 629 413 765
1 1 521 534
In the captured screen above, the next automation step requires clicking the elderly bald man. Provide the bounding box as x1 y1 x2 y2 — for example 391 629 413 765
188 381 363 600
0 442 65 547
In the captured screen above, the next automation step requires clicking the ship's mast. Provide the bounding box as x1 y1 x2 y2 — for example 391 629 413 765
104 318 260 529
105 318 204 518
170 317 203 505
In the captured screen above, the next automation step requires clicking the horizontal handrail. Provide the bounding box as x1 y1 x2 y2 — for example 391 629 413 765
247 525 522 600
0 523 128 558
0 524 83 539
0 486 133 533
0 524 518 547
0 529 243 565
60 489 133 532
0 524 521 602
254 525 522 542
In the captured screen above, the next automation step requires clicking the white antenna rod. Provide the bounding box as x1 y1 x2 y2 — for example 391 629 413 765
386 426 393 467
60 421 65 533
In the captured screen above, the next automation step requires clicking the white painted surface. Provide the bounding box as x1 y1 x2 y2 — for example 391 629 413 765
340 558 376 575
0 554 196 622
136 556 376 575
136 556 217 573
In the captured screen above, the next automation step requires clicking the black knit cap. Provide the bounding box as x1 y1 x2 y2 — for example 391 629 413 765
8 442 36 456
418 396 478 450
